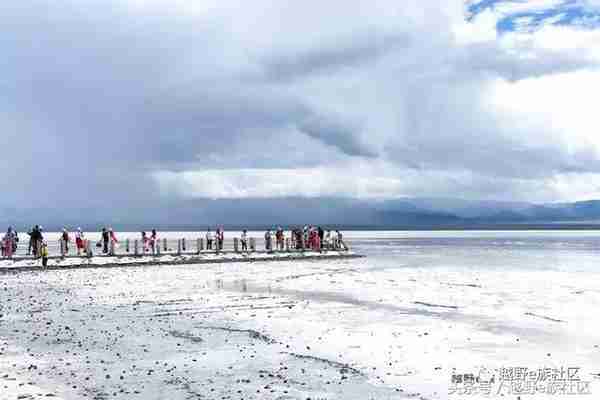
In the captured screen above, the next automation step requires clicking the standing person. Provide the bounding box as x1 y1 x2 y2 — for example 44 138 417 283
1 232 7 258
4 227 16 257
41 241 49 267
275 227 284 251
206 228 213 250
295 229 302 249
303 226 309 247
38 226 44 256
150 229 158 255
240 229 248 252
264 230 272 252
141 231 148 252
336 230 346 250
217 227 224 250
318 227 324 247
75 228 85 256
61 228 71 254
11 229 18 254
109 228 118 254
324 230 332 250
101 227 109 254
30 226 43 258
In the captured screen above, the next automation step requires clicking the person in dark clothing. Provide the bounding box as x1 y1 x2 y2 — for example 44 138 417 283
295 229 303 249
101 227 109 254
11 229 18 253
61 228 70 254
29 225 43 257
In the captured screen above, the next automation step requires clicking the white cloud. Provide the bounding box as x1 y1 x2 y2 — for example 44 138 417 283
2 0 600 210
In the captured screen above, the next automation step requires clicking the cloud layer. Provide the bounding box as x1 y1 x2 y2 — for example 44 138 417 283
2 0 600 211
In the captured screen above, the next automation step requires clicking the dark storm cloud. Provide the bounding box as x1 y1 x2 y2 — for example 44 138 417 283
260 32 411 82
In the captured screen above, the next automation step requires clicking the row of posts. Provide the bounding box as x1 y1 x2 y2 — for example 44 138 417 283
57 236 346 258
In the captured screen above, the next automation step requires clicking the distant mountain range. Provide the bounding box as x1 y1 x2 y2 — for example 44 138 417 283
2 198 600 231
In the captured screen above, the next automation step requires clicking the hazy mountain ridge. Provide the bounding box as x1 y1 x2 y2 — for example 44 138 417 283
2 198 600 231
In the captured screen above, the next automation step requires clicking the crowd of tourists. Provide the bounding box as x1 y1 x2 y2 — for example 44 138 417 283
264 226 345 252
1 225 347 260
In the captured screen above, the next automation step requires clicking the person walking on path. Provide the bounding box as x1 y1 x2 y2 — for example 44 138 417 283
75 228 85 256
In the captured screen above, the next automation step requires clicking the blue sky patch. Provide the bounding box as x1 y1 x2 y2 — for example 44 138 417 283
467 0 600 32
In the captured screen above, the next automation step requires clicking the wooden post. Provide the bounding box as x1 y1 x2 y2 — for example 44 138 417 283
109 240 115 256
234 237 239 253
249 237 255 252
134 239 139 256
163 238 167 252
177 239 182 255
125 238 130 253
156 240 161 256
285 238 290 252
199 238 204 252
182 238 186 252
86 240 93 258
196 238 201 254
59 239 65 258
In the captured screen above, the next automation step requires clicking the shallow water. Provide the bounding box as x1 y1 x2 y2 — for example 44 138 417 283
1 231 600 400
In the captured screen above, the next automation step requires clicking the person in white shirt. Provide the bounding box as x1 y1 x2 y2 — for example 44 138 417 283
324 230 332 250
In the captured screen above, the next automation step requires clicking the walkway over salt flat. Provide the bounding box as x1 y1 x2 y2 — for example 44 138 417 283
0 235 361 273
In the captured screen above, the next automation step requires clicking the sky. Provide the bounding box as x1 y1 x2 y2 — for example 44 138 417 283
2 0 600 216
